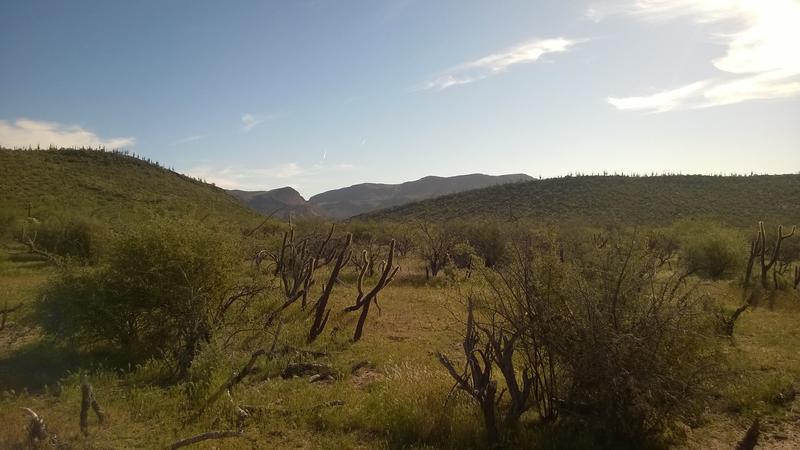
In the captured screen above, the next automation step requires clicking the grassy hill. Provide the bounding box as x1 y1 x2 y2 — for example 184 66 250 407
0 148 262 227
361 174 800 228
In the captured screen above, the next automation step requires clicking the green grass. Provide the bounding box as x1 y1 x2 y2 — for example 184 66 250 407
361 174 800 228
2 240 799 448
2 152 800 448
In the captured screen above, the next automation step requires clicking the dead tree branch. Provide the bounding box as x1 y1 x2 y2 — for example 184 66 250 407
344 240 399 341
308 233 352 342
437 297 500 443
168 430 243 449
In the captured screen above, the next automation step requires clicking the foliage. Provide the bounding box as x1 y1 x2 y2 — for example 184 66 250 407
670 219 745 279
34 217 240 380
20 216 106 264
416 220 460 278
459 219 508 268
443 230 723 447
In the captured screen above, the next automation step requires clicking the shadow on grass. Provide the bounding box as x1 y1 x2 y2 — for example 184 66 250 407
0 339 125 393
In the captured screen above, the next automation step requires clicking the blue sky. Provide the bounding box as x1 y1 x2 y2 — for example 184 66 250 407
1 0 799 197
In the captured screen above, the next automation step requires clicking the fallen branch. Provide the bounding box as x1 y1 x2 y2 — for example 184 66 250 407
22 236 64 267
168 430 243 449
194 323 282 419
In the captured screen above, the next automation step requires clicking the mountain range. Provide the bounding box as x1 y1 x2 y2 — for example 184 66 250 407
228 173 533 219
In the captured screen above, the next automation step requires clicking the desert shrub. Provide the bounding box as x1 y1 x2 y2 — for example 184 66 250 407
464 220 507 268
443 231 722 447
449 242 478 270
555 235 720 446
21 216 106 264
34 217 240 380
671 219 744 279
416 220 460 278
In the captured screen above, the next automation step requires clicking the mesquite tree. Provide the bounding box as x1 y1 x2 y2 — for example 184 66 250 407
417 220 458 278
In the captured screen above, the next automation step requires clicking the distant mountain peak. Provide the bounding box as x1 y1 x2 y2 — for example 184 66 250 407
229 173 532 220
308 173 532 219
228 186 321 219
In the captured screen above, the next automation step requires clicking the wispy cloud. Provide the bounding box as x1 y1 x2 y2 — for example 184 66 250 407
421 38 579 90
241 113 274 132
171 134 205 146
0 118 134 149
603 0 800 112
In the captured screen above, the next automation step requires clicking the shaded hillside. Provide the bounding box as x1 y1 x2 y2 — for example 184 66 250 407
309 173 532 219
228 187 323 220
361 175 800 228
0 148 262 227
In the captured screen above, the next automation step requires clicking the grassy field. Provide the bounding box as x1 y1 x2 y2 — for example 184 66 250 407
2 149 800 449
1 237 799 449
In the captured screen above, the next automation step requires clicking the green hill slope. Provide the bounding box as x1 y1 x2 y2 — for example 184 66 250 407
0 148 262 227
360 174 800 228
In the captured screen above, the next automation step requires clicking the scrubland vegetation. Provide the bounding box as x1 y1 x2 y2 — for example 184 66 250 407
1 149 799 449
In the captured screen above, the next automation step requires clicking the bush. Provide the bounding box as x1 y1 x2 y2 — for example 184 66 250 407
34 217 239 380
452 231 722 447
21 216 106 264
671 219 744 279
463 220 507 268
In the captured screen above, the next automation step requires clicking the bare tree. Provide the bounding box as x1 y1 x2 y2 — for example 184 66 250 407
745 222 796 289
344 240 399 341
417 220 457 279
309 234 352 342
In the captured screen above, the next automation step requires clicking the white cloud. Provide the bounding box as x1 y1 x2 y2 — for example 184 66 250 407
607 81 709 112
0 118 134 149
604 0 800 112
422 38 579 90
172 134 205 145
241 113 274 132
185 161 354 194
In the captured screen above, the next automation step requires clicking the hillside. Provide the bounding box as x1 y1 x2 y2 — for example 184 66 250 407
309 173 532 219
228 187 324 220
361 174 800 228
0 148 262 227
